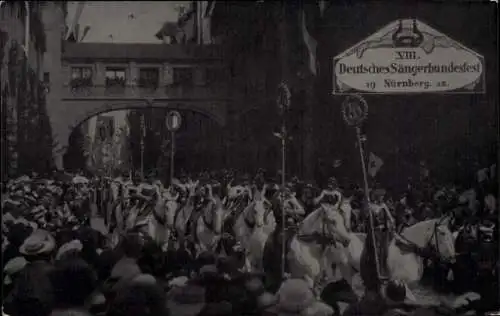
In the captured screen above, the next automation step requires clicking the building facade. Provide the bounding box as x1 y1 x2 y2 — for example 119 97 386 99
52 41 229 171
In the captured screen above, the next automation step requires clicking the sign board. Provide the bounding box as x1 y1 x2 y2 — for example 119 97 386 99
333 19 485 95
342 94 368 126
166 111 182 132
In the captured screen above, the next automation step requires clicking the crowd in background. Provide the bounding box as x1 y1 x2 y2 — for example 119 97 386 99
1 162 497 316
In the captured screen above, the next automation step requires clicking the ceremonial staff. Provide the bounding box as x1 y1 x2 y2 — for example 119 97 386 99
341 94 381 293
276 82 291 279
166 111 182 185
140 114 145 179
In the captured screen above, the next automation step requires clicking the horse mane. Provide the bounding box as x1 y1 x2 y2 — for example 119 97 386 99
298 207 323 235
401 217 440 247
233 200 255 233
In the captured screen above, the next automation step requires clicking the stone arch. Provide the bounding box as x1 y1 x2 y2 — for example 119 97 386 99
51 99 226 170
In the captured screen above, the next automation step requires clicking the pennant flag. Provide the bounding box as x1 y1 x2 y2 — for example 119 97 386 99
318 0 328 17
477 168 488 183
300 3 319 76
368 152 384 177
204 0 217 18
333 159 342 168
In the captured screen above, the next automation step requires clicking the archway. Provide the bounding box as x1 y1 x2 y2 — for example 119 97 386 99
50 99 227 170
64 106 226 179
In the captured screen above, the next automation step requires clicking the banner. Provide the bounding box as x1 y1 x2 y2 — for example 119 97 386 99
368 152 384 177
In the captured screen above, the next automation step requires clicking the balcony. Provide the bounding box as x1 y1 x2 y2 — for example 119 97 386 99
61 82 229 101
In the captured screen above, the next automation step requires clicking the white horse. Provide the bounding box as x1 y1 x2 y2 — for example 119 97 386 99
194 186 225 255
174 180 199 240
287 204 352 294
336 214 456 302
144 187 180 250
233 191 276 272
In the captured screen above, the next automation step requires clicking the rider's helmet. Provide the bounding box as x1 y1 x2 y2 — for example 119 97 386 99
327 177 339 192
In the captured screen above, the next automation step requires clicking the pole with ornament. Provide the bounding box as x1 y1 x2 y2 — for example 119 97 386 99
166 111 182 185
140 114 145 179
341 94 381 294
275 82 291 279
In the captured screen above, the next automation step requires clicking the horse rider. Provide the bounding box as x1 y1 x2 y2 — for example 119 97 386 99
313 177 343 209
369 187 396 281
300 181 317 216
280 184 305 226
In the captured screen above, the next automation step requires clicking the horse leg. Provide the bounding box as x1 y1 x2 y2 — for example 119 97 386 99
244 251 253 272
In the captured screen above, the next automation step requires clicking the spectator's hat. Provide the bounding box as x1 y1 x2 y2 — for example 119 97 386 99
56 239 83 260
19 229 55 256
268 278 315 314
167 283 206 316
197 301 233 316
3 256 28 285
257 292 277 310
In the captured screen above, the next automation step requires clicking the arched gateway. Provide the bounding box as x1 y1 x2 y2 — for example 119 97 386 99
46 42 229 169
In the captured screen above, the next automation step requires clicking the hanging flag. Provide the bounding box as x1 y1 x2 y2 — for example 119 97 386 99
204 0 217 18
368 152 384 177
318 0 327 17
333 159 342 168
65 1 86 41
300 2 319 76
477 168 489 183
490 164 496 179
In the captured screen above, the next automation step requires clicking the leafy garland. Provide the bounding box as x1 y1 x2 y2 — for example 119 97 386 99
3 37 54 176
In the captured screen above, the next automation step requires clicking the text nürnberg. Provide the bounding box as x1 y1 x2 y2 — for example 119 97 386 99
337 61 481 76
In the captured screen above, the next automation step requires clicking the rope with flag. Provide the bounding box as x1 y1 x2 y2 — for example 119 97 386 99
368 152 384 178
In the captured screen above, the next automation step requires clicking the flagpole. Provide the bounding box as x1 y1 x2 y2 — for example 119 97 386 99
342 95 381 294
140 114 145 180
277 2 292 280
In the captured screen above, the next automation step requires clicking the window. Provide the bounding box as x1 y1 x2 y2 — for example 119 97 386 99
72 67 92 80
43 72 50 83
70 66 92 88
205 67 225 85
105 68 126 88
173 67 193 86
138 68 159 89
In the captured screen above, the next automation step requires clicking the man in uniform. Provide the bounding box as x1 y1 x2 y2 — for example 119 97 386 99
362 189 395 290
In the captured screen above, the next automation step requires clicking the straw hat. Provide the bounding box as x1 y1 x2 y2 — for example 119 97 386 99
104 258 142 293
168 276 189 288
167 283 206 316
257 292 277 310
270 279 315 314
3 256 28 285
56 239 83 260
131 273 157 286
19 229 56 256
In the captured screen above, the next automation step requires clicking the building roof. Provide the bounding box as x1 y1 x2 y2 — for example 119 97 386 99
62 42 223 61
